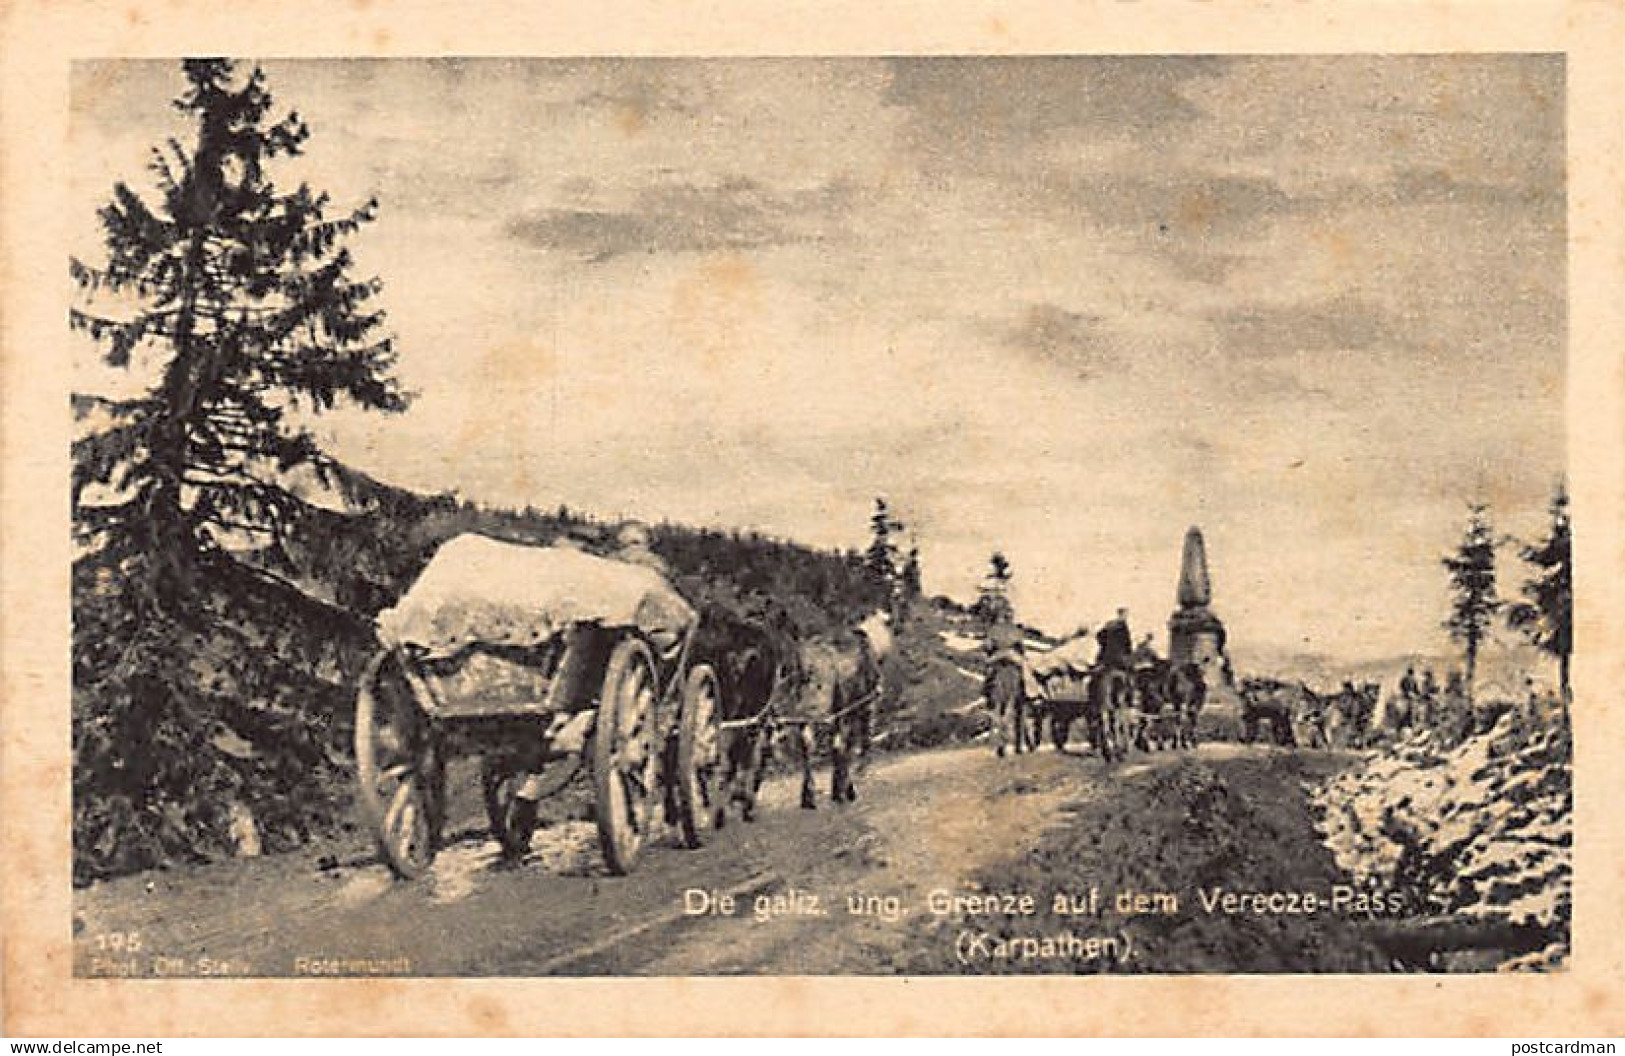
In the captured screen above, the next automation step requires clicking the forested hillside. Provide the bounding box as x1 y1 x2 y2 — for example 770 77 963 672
72 466 964 883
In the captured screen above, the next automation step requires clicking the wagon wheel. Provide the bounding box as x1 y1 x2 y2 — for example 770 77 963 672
355 650 445 879
676 664 724 848
593 637 660 875
481 759 539 860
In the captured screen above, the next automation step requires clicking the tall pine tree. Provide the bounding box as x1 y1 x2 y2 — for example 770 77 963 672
70 60 407 879
1508 482 1573 701
900 544 923 600
976 550 1014 627
1442 503 1501 699
72 59 406 593
864 496 904 586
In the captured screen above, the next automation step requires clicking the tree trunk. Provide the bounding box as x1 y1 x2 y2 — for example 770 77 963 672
1559 650 1570 702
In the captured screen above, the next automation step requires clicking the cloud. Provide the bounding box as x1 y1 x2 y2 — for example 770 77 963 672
1375 167 1564 214
1061 172 1298 240
1207 294 1411 358
1225 364 1334 401
573 67 700 122
506 176 863 261
71 56 1566 660
982 303 1120 380
1162 249 1247 286
885 56 1227 152
1174 56 1564 200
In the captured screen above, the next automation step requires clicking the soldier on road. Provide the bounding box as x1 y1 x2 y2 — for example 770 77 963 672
1096 608 1133 672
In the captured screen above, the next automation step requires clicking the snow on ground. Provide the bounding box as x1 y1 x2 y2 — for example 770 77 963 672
937 627 1051 656
1311 707 1572 971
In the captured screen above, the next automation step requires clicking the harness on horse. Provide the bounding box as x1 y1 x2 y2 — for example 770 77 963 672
722 630 883 734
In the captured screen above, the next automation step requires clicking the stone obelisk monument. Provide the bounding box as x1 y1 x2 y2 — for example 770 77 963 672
1168 526 1231 686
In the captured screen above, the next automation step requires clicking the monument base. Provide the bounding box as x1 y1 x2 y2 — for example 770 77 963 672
1169 606 1230 687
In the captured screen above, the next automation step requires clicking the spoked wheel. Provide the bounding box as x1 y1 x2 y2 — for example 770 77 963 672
355 650 445 879
676 664 724 847
593 637 661 875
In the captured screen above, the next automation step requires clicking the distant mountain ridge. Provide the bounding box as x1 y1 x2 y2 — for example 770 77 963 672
1230 640 1553 698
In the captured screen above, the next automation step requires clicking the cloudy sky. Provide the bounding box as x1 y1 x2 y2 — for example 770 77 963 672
69 56 1566 662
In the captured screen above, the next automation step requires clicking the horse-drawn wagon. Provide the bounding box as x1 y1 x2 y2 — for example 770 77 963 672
1025 636 1131 761
353 534 728 879
1001 633 1204 761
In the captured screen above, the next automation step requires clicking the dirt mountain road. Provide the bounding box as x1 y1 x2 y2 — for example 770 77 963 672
75 743 1107 977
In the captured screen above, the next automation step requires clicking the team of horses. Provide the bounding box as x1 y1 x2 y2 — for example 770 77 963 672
709 610 1480 803
1236 677 1382 748
689 604 893 827
694 607 1447 819
1237 676 1501 750
692 609 1447 821
985 646 1207 762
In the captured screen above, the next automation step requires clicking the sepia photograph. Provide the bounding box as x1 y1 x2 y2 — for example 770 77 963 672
5 0 1625 1038
62 52 1573 979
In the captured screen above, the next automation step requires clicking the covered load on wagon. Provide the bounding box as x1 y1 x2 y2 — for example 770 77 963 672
1028 633 1094 701
377 532 696 658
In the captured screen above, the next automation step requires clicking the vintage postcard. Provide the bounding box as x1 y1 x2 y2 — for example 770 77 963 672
4 0 1625 1038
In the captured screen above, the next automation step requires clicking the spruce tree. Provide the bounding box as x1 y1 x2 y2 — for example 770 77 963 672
1442 503 1501 699
72 59 406 590
864 496 904 585
1509 483 1573 701
900 544 923 600
976 550 1014 626
70 59 406 879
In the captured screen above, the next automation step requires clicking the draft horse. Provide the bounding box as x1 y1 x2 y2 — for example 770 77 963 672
683 603 795 829
779 611 892 809
1084 665 1133 762
986 653 1037 756
1165 661 1206 749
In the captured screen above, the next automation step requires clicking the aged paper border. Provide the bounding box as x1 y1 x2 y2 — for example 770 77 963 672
4 0 1623 1037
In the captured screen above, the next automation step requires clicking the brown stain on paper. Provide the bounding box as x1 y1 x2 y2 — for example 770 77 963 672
467 995 510 1033
615 102 647 138
1176 187 1221 235
671 253 764 379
